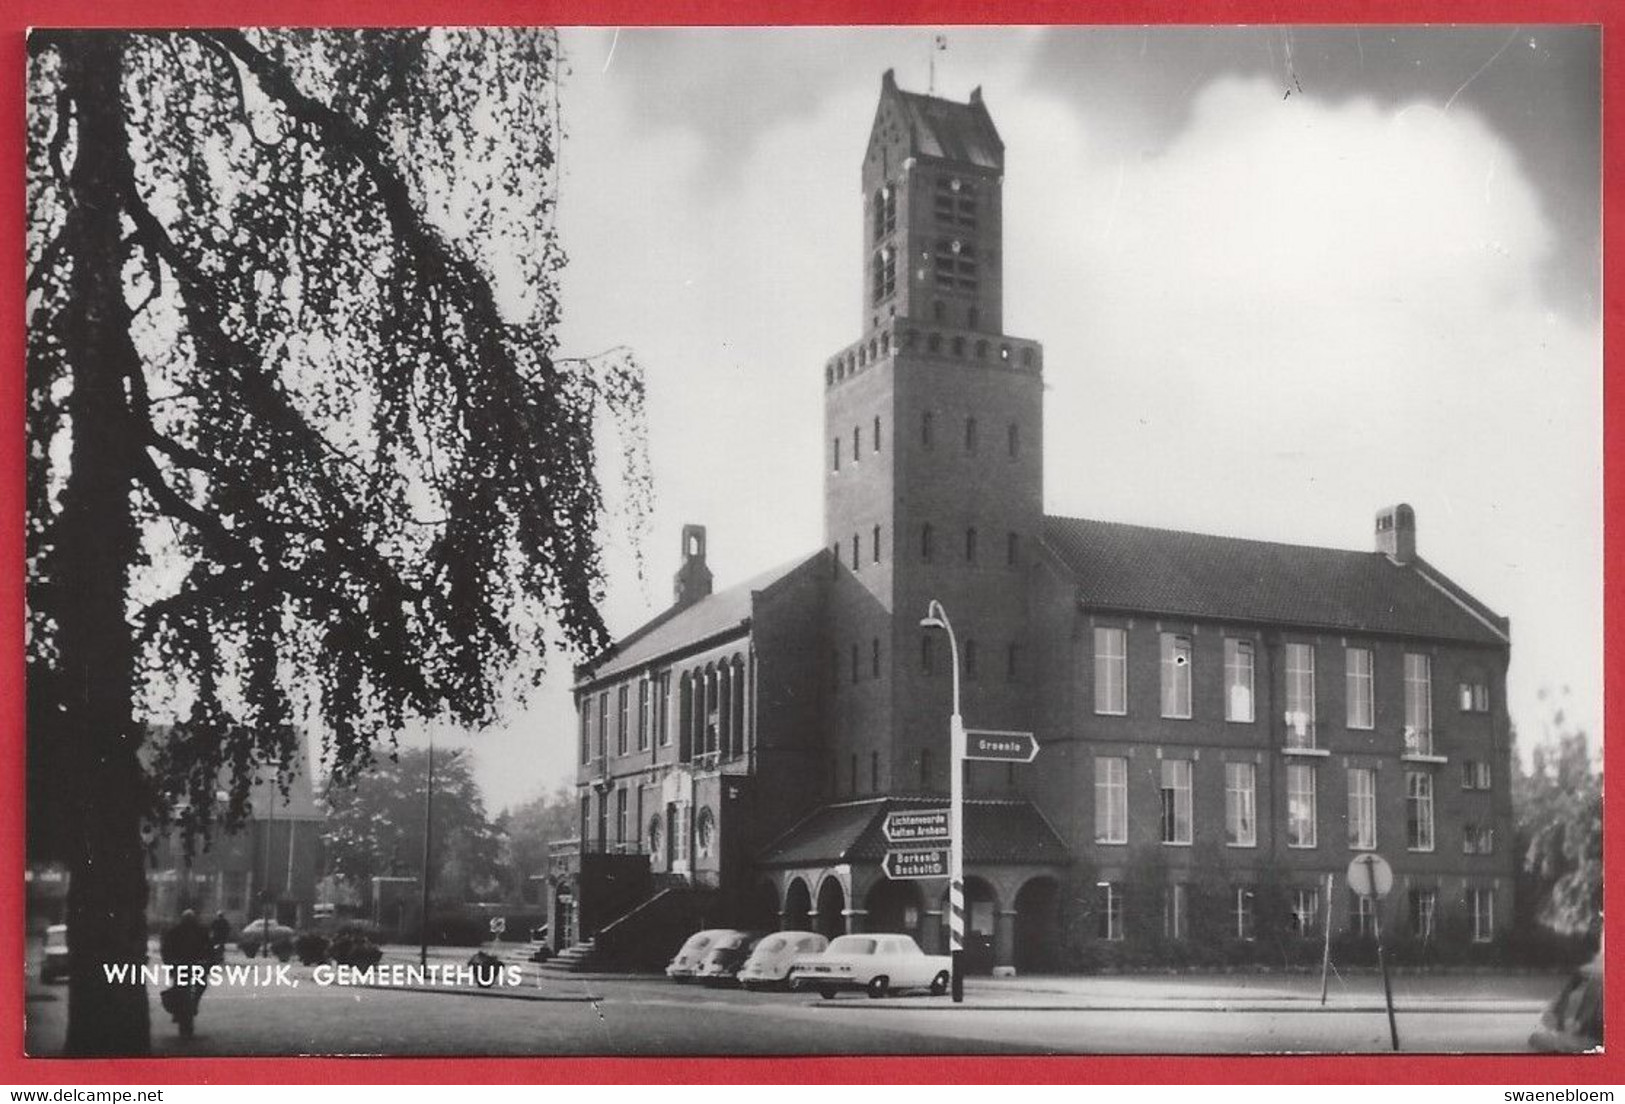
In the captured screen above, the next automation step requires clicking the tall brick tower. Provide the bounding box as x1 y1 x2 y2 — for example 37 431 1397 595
823 70 1044 802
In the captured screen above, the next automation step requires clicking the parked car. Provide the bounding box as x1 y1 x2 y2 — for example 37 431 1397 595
238 918 296 961
1530 957 1603 1052
789 933 951 999
664 929 742 982
40 924 70 984
695 931 765 986
737 931 828 990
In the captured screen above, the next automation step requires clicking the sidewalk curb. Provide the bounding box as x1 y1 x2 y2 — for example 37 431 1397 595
810 1001 1548 1014
352 983 603 1003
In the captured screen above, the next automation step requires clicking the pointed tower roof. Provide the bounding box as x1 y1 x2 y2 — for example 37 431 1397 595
873 68 1003 169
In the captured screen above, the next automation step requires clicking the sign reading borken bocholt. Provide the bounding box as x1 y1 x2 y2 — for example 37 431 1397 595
884 808 950 844
883 848 951 880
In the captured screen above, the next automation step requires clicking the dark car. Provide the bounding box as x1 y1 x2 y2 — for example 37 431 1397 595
1530 957 1603 1052
695 932 765 986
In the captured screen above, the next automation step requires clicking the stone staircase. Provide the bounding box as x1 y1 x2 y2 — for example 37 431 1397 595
533 938 604 976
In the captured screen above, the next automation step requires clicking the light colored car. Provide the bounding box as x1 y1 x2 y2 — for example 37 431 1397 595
694 931 765 986
738 931 828 990
789 932 951 999
664 928 742 982
1530 957 1603 1052
40 924 70 983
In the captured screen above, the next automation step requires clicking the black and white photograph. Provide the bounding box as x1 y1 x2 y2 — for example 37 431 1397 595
23 25 1603 1062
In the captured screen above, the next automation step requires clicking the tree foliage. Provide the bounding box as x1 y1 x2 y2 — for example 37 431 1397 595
497 783 578 900
322 748 502 904
1513 694 1603 941
26 28 644 1054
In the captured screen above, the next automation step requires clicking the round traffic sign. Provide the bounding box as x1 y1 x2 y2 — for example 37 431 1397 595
489 916 507 935
1346 853 1394 898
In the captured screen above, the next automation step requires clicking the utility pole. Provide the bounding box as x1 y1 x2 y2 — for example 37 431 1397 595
919 599 965 1003
420 739 435 969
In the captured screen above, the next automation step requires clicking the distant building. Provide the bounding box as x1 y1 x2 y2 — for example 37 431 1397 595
145 761 324 930
550 71 1515 971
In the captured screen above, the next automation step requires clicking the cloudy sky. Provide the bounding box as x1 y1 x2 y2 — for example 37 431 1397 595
417 26 1601 813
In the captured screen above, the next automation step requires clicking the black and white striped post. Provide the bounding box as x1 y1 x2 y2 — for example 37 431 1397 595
919 599 966 1003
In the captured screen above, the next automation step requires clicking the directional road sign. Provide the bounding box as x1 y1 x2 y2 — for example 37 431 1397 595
884 808 950 844
1346 853 1394 899
883 848 950 880
963 729 1039 763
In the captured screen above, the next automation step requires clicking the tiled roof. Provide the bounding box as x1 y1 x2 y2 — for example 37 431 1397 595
895 89 1002 168
1042 516 1508 647
583 552 823 682
757 796 1070 868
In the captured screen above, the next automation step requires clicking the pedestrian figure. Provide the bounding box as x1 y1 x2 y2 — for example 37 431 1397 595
160 909 212 1039
208 911 232 964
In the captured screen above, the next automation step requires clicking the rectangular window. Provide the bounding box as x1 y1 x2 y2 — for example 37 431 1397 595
1285 643 1317 748
1287 763 1317 848
1225 762 1257 847
1094 757 1128 844
1007 423 1020 457
615 788 627 844
873 415 882 453
964 417 978 453
1160 758 1192 845
1094 627 1127 715
1164 883 1189 941
1347 767 1377 850
1290 888 1320 937
1406 771 1435 851
872 524 881 563
832 438 840 472
656 672 671 746
1459 681 1490 712
921 635 935 675
852 426 860 463
1404 653 1433 754
1234 887 1255 941
1469 888 1496 942
1351 892 1376 938
1224 639 1255 723
596 691 608 760
637 677 650 751
1463 823 1495 855
1410 888 1437 940
1346 647 1374 730
1462 760 1492 790
1097 883 1123 942
579 697 592 764
1160 634 1192 719
617 685 629 756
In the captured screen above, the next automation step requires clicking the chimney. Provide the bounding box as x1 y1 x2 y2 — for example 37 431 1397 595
1375 503 1417 565
673 524 713 609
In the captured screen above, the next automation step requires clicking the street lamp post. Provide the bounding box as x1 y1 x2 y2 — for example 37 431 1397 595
919 599 966 1004
420 738 436 969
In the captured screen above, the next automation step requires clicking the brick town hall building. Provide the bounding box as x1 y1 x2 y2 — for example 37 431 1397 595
549 71 1516 973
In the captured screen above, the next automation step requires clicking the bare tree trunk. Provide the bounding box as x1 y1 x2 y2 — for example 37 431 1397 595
55 32 151 1057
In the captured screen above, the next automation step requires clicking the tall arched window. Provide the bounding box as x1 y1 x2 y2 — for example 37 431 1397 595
677 673 693 762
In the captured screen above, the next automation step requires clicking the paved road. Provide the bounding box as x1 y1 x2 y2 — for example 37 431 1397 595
24 965 1561 1057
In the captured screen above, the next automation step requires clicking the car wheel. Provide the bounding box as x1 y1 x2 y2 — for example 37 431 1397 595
930 971 950 996
866 975 889 999
818 986 837 1000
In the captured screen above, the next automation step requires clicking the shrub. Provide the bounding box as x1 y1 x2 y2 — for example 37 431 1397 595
294 932 330 966
328 925 383 969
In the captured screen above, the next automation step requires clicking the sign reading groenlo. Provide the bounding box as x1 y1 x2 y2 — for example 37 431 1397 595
884 808 950 844
883 848 950 880
963 729 1039 763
